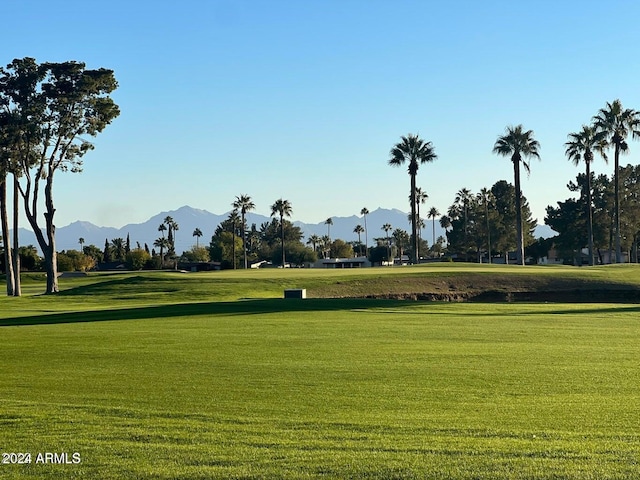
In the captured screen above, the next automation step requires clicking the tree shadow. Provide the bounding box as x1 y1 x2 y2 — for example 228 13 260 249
0 298 409 327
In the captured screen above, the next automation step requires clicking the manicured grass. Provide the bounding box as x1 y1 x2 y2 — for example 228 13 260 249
1 266 640 478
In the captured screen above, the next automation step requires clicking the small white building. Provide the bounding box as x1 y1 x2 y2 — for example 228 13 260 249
313 256 371 268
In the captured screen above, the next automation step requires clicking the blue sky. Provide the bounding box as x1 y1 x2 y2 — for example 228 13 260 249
6 1 640 230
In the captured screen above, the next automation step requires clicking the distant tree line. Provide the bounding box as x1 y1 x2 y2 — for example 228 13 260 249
3 55 640 294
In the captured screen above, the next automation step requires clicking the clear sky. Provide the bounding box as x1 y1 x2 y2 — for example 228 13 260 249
6 0 640 229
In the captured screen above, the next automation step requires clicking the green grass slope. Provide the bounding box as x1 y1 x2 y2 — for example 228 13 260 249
0 265 639 478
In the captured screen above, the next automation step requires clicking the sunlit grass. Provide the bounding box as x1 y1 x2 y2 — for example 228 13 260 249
1 266 640 478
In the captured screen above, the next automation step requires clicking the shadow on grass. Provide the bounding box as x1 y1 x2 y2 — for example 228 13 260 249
0 298 410 327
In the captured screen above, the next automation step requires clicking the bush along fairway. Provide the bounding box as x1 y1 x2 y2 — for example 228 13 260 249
1 265 640 478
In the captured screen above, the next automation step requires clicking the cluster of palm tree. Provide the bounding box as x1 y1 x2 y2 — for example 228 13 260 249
565 100 640 265
153 216 180 268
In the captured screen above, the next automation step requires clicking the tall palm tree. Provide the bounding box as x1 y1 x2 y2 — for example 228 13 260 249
270 198 292 266
353 224 365 256
415 187 429 241
389 134 437 263
232 194 255 269
158 223 167 239
478 188 493 264
455 188 472 261
382 223 392 265
565 125 608 266
493 125 540 265
593 100 640 263
192 228 203 248
325 217 333 241
428 207 439 248
360 207 369 251
228 210 241 270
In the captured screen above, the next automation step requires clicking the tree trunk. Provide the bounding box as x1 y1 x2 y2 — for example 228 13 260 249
280 215 285 266
410 173 418 264
44 175 59 293
363 214 368 254
12 175 21 295
241 214 247 269
231 228 236 270
586 162 594 266
614 143 622 263
513 157 525 265
485 202 492 264
0 178 15 296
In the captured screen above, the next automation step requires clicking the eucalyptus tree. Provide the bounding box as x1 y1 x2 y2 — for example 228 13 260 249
428 207 440 248
232 194 255 268
1 57 119 293
593 100 640 262
388 134 437 263
382 223 392 264
270 198 292 266
565 125 608 265
0 174 14 295
360 207 369 250
192 228 203 248
493 125 540 265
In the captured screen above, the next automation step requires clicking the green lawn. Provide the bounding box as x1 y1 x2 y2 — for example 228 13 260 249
1 266 640 478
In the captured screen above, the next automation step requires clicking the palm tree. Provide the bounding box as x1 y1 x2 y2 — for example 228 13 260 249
163 216 176 254
192 228 203 248
228 210 241 269
388 134 437 263
455 188 472 261
307 234 320 254
111 238 125 261
360 207 369 251
382 223 392 265
478 188 493 264
415 187 429 241
427 207 439 249
353 224 365 256
393 228 410 263
320 235 331 259
593 100 640 263
493 125 540 265
232 194 255 269
325 217 333 241
78 237 85 252
153 237 169 269
270 198 292 266
565 125 608 266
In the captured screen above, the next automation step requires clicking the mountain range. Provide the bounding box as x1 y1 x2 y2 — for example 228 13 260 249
12 205 556 254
